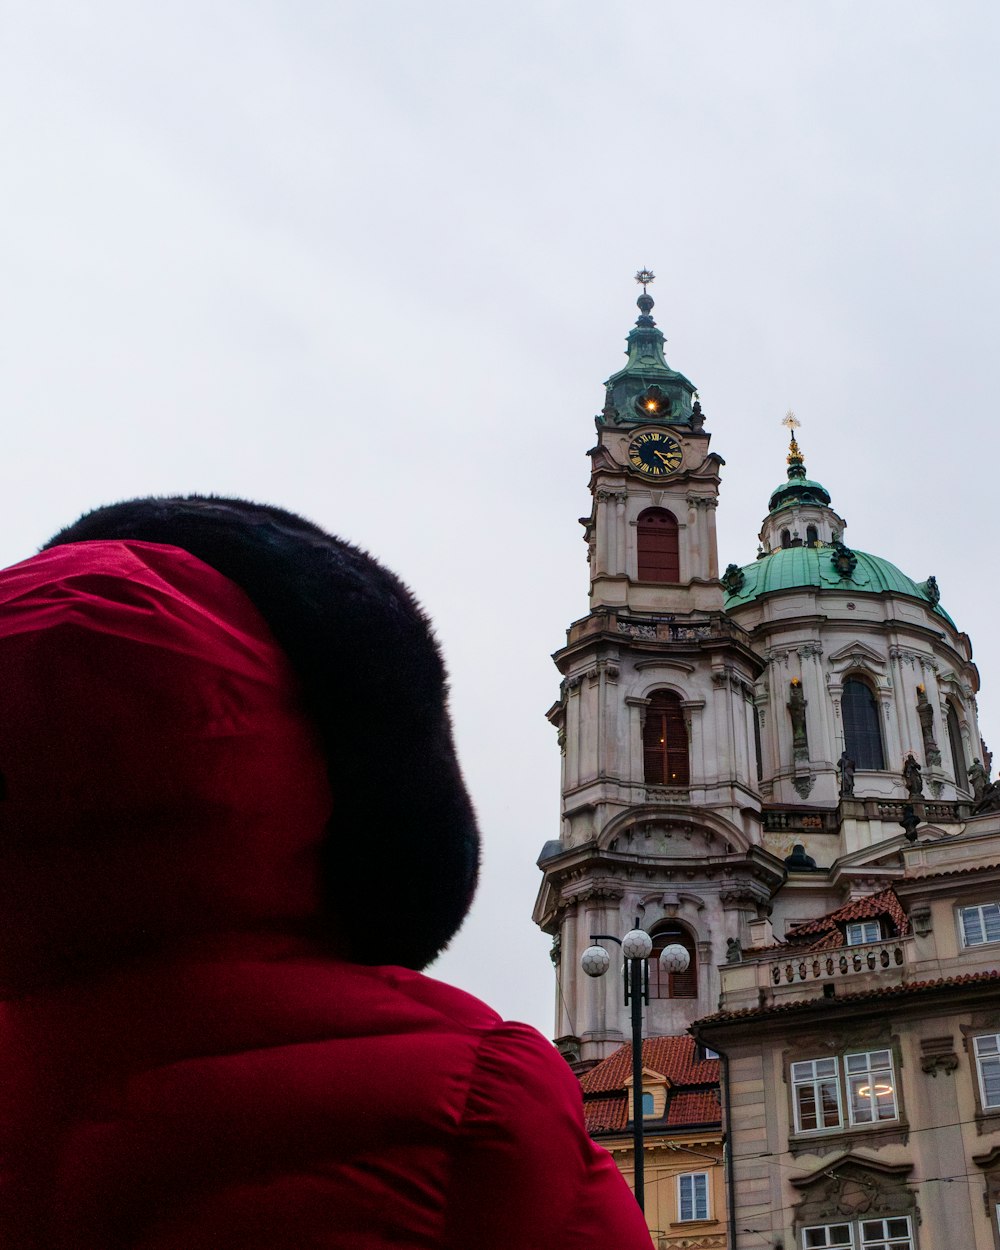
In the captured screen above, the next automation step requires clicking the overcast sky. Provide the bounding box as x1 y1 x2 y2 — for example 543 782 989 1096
2 2 998 1033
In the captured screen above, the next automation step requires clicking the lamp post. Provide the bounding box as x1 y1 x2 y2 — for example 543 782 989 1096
581 922 691 1214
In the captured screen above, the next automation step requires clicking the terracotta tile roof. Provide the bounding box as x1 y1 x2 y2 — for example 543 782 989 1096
580 1035 720 1137
667 1090 722 1125
699 969 1000 1026
580 1034 719 1092
785 888 909 947
906 862 1000 880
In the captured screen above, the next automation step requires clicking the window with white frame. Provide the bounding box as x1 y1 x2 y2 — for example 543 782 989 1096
792 1050 898 1133
677 1172 709 1222
802 1217 913 1249
845 920 882 946
960 903 1000 946
845 1050 897 1124
792 1057 843 1131
974 1034 1000 1108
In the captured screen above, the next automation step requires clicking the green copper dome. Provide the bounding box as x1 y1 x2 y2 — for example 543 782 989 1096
723 546 954 626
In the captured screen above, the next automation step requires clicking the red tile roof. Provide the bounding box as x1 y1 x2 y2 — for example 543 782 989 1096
580 1034 719 1093
699 969 1000 1025
580 1035 721 1137
785 887 909 948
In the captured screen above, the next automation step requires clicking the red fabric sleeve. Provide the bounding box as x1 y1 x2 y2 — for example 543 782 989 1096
444 1022 653 1250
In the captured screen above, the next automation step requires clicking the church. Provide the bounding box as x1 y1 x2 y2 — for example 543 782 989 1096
533 275 1000 1249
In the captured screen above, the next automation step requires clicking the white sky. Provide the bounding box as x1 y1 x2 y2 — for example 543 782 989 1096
2 2 998 1034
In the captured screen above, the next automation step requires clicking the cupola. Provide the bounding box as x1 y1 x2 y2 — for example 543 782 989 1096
598 269 702 430
757 414 846 554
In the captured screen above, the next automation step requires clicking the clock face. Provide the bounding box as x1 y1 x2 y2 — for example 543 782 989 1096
627 430 683 477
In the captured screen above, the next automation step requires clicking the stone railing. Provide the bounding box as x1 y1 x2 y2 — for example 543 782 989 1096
762 806 839 834
766 937 909 988
870 799 969 824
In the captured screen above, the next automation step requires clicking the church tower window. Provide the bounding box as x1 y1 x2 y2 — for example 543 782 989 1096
781 529 792 549
947 702 968 790
806 524 818 545
636 508 679 582
649 924 697 998
643 691 689 786
842 678 885 770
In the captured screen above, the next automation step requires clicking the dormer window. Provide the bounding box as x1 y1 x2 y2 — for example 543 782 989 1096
641 1091 655 1117
845 920 882 946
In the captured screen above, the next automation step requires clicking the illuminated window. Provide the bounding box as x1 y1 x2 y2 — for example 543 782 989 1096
678 1172 709 1222
845 1050 897 1124
791 1050 897 1134
643 690 689 786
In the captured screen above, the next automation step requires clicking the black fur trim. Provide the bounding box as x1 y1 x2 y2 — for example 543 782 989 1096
44 495 480 970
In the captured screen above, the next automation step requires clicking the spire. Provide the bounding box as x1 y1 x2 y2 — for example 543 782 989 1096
598 270 699 429
782 411 806 481
766 412 832 514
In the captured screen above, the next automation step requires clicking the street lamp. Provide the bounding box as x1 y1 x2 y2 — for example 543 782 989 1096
582 922 691 1213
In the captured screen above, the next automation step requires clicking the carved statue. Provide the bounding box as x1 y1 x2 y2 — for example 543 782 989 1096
690 398 705 432
725 937 742 964
903 753 923 797
900 803 920 842
969 758 988 803
974 781 1000 815
788 679 809 761
831 540 858 579
916 686 941 766
837 751 856 797
721 563 745 596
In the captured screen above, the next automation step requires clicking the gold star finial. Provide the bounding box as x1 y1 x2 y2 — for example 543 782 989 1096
782 410 800 431
634 268 656 292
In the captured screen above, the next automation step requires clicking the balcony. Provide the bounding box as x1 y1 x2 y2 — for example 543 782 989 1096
718 936 913 1012
767 937 907 988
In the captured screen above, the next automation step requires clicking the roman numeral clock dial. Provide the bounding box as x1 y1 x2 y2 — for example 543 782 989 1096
627 430 683 477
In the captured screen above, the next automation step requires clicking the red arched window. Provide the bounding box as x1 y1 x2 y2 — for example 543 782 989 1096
637 508 679 582
648 925 697 999
643 690 689 786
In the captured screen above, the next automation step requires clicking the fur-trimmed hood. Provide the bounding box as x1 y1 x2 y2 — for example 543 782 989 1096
3 495 478 975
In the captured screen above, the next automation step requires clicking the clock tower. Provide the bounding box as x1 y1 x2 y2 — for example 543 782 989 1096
534 274 783 1066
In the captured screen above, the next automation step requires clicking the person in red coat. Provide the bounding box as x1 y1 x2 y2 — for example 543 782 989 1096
0 496 652 1250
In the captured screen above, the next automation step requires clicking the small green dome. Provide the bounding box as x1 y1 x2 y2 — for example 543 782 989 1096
768 476 831 512
724 546 954 625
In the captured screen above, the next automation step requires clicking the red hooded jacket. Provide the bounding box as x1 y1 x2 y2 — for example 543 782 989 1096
0 541 651 1250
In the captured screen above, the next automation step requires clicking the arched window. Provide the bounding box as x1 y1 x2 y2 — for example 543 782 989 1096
781 529 791 549
842 678 885 770
637 508 679 582
947 702 968 790
648 925 697 999
806 524 818 546
643 691 689 786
